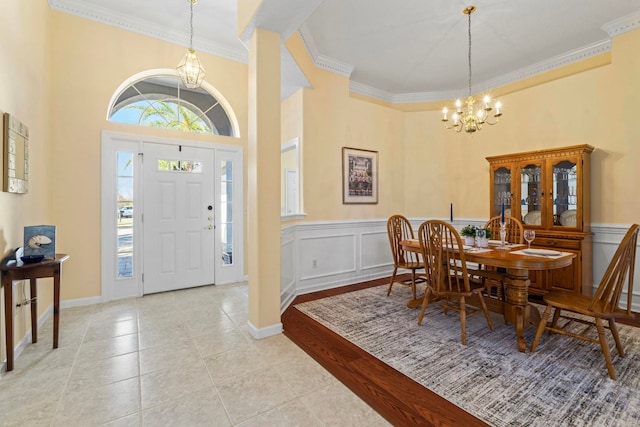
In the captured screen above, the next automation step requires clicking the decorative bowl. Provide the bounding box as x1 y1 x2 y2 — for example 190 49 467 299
20 255 45 264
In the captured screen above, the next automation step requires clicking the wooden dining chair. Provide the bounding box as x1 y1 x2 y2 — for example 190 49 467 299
530 224 639 380
386 215 423 299
470 215 524 300
417 220 494 345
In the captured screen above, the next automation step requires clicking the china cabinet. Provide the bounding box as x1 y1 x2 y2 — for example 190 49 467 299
487 145 594 296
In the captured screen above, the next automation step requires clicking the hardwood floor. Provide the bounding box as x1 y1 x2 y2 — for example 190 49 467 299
282 275 490 427
282 275 640 427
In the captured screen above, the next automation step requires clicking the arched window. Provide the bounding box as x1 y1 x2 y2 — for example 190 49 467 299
108 70 239 137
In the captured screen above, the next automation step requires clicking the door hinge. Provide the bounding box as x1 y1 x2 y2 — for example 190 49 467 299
142 273 144 283
138 152 143 162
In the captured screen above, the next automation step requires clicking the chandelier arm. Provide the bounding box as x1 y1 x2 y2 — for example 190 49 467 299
442 121 463 132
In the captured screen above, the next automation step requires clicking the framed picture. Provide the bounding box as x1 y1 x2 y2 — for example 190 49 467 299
24 225 56 259
3 113 29 194
342 147 378 204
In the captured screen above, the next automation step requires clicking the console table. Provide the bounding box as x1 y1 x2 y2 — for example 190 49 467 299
0 254 69 371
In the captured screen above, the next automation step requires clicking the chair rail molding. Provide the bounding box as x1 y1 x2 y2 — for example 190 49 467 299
281 220 640 313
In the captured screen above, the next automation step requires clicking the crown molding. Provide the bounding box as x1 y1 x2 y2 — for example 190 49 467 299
602 10 640 37
298 24 354 77
350 39 612 104
48 0 248 64
300 17 615 104
473 39 611 95
240 0 322 44
349 81 464 104
48 0 638 104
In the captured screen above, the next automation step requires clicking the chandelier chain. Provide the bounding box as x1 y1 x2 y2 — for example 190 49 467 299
189 0 194 49
467 10 472 97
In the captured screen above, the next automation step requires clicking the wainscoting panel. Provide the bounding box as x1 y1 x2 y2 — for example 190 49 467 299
360 230 393 271
280 220 394 302
281 220 640 313
280 226 297 310
591 224 640 312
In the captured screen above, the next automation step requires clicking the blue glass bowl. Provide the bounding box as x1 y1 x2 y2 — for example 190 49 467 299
21 255 45 264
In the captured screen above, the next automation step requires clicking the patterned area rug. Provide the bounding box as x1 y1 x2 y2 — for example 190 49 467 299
294 286 640 427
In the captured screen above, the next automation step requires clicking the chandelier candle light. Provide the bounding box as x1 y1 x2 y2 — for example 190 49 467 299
177 0 206 89
442 6 502 133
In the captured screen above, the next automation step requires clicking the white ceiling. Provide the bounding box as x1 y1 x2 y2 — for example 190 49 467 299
49 0 640 102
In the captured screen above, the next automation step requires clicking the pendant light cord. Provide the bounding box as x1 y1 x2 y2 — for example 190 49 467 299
189 0 194 49
467 11 472 97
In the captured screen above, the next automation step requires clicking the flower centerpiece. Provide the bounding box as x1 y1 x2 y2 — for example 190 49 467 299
460 225 493 246
460 225 477 246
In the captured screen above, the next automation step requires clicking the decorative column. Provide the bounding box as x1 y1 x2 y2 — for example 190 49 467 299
247 28 282 338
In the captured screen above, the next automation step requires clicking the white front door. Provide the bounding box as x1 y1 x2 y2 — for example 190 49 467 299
142 142 215 294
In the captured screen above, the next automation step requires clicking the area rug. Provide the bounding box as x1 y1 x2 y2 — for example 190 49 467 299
294 286 640 427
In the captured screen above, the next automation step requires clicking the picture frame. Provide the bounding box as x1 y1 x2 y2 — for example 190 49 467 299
342 147 378 204
24 225 56 259
3 113 29 194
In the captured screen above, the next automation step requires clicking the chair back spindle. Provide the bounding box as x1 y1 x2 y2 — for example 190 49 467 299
417 220 493 344
484 215 524 244
386 215 423 299
589 224 638 315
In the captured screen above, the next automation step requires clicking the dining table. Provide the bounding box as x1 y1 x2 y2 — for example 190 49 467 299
400 239 576 352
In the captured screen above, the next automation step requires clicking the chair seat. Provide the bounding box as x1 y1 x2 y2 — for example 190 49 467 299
544 290 635 320
397 261 423 270
431 286 485 299
530 223 639 380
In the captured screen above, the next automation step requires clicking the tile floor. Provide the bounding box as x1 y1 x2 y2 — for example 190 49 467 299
0 282 391 426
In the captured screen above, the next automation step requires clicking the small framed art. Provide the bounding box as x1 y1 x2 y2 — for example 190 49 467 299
24 225 56 259
342 147 378 204
3 113 29 194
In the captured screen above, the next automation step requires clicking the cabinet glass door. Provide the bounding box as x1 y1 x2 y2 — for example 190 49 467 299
520 163 543 226
492 166 512 218
552 159 578 228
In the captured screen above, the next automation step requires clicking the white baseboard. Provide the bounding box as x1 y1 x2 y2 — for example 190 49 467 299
61 295 102 309
246 320 283 339
1 304 54 373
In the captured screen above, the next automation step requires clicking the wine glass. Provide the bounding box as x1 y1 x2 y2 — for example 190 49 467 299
524 230 535 249
475 228 486 248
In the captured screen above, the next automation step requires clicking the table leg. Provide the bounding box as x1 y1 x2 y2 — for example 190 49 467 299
30 278 38 343
53 265 61 349
3 276 13 371
505 268 531 352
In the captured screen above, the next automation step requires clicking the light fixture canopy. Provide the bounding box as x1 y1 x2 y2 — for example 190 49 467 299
441 6 503 133
177 0 206 89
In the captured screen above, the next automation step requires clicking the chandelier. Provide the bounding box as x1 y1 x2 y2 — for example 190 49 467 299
177 0 206 89
441 6 502 133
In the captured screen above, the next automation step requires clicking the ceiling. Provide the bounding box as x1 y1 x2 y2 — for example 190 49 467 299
49 0 640 102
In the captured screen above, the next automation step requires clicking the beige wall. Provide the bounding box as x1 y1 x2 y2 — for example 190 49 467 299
47 11 248 304
285 30 640 225
401 29 640 223
285 35 406 221
0 1 53 363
